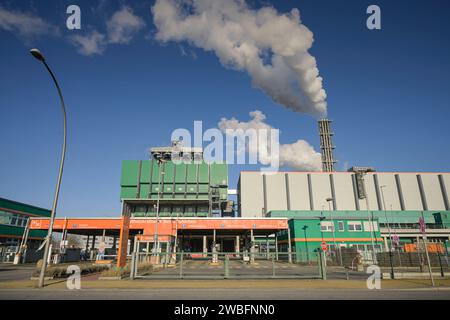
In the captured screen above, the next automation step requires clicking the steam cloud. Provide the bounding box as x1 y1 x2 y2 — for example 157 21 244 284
218 110 322 171
152 0 327 118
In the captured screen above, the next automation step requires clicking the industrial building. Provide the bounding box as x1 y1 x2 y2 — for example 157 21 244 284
12 119 450 268
0 197 50 262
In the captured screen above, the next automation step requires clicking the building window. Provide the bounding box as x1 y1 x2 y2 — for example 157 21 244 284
348 221 362 232
363 221 379 232
338 221 344 232
0 210 31 228
320 221 334 232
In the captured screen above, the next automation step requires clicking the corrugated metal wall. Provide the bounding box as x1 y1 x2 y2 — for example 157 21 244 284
121 160 228 201
239 172 450 217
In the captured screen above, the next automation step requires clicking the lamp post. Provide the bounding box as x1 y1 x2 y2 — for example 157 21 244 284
153 159 165 260
326 197 342 266
30 49 67 288
361 173 377 264
380 185 393 250
380 185 395 279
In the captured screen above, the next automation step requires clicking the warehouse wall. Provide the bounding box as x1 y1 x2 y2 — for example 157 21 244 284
238 172 450 217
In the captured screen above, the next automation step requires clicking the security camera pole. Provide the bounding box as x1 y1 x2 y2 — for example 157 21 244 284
30 49 67 288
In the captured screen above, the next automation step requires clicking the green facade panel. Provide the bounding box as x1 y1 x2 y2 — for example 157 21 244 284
0 198 51 217
120 160 228 216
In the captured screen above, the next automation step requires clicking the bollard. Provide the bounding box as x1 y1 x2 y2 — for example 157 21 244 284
224 255 229 278
179 252 184 279
130 252 136 280
272 254 276 278
320 251 327 280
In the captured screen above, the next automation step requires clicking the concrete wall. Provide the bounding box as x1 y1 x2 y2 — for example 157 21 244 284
239 172 450 217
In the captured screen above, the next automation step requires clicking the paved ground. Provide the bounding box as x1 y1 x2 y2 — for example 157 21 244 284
0 264 35 282
1 287 449 300
141 259 368 279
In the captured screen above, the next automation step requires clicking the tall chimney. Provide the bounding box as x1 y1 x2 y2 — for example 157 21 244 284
318 119 336 172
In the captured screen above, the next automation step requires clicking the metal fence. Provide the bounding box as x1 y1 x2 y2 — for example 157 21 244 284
323 247 450 280
130 251 323 279
376 251 450 279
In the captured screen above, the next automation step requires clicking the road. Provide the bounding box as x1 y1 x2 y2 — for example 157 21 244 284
0 264 35 282
0 287 449 300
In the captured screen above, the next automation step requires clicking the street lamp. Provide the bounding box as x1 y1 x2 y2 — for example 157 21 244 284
326 197 342 266
153 157 166 261
380 185 394 250
380 185 395 279
30 49 67 288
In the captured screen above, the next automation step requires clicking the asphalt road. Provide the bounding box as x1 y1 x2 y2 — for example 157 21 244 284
1 287 449 300
0 264 35 282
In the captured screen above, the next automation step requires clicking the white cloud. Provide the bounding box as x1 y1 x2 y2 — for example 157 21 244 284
107 6 145 44
71 31 107 56
152 0 328 118
0 6 59 40
70 6 145 56
218 110 322 171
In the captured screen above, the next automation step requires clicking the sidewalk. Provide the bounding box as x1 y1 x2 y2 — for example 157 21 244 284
1 278 449 290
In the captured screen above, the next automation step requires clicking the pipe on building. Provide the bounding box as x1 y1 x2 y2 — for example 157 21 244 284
417 174 428 211
438 175 450 211
285 173 291 211
351 174 360 210
373 174 383 211
307 174 314 210
395 174 406 211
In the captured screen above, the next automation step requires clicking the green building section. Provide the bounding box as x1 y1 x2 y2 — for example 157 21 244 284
120 160 228 217
269 210 450 261
270 211 382 262
0 197 50 243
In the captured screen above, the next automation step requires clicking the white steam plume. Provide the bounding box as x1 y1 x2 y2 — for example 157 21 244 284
218 110 322 171
152 0 327 118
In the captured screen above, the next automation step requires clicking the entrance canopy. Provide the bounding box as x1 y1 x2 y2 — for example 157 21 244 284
28 217 288 236
27 216 288 267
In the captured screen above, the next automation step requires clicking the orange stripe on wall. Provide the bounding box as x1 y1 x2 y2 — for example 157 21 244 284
278 237 383 243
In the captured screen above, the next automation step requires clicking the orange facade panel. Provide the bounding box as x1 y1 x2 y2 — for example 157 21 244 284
29 217 288 233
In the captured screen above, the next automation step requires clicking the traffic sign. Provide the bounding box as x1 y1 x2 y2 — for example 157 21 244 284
392 234 400 246
418 217 426 234
321 242 327 251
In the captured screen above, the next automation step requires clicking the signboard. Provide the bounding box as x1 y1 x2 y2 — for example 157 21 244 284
321 242 327 252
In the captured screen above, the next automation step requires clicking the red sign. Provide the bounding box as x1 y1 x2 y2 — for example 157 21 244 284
321 242 327 251
418 217 426 235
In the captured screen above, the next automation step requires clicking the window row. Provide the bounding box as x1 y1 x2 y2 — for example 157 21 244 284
320 220 379 232
0 210 30 228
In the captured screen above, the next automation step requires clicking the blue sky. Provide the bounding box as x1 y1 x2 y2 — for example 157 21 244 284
1 0 449 217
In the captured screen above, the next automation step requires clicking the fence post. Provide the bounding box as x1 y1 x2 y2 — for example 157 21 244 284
438 251 444 278
179 252 184 279
389 250 395 279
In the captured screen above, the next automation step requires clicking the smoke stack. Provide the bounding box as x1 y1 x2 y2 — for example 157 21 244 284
318 119 336 172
